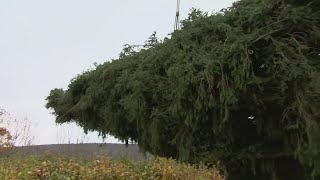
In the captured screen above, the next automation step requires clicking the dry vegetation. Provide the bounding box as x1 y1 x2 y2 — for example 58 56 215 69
0 154 224 179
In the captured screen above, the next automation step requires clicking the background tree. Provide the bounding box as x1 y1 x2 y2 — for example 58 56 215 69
46 0 320 179
0 108 34 148
0 109 14 154
0 127 14 155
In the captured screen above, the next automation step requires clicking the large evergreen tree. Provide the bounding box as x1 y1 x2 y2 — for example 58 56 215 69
46 0 320 179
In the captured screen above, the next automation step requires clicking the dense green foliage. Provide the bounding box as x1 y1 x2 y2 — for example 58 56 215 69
46 0 320 179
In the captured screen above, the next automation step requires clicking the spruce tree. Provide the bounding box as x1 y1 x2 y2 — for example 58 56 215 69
46 0 320 179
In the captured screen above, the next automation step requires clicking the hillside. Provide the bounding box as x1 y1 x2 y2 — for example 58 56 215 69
1 143 152 160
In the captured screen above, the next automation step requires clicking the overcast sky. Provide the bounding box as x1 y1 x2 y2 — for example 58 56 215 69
0 0 236 145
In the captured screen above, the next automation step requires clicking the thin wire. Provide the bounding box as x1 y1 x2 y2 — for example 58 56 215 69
56 102 79 122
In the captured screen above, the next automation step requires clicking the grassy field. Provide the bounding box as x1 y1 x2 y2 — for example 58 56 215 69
0 153 224 180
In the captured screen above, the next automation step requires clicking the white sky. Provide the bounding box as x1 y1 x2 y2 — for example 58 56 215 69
0 0 236 145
